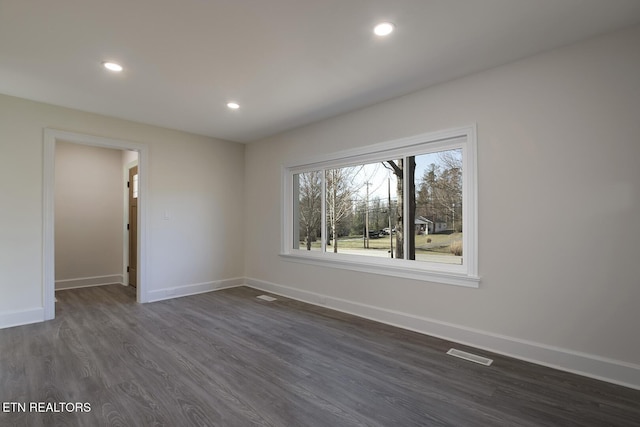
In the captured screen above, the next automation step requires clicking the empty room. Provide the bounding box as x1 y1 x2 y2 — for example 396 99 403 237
1 1 640 426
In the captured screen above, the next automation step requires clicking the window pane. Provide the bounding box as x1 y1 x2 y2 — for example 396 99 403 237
325 162 401 258
413 149 463 265
294 171 322 251
133 174 139 199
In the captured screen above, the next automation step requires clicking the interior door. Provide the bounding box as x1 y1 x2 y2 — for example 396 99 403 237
128 165 138 288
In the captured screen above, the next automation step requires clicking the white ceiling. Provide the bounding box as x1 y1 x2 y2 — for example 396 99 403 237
2 0 640 143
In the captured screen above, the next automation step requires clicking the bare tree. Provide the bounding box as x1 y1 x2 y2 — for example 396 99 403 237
326 167 359 252
384 158 416 259
416 149 463 233
371 196 382 230
434 150 462 231
417 163 439 228
298 171 322 250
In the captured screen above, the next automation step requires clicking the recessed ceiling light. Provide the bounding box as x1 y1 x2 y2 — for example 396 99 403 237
102 61 123 72
227 102 240 110
374 22 394 37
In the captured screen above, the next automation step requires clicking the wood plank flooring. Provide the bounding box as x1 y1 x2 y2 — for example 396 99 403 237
1 284 639 426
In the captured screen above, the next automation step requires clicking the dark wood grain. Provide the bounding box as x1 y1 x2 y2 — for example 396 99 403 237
1 284 639 426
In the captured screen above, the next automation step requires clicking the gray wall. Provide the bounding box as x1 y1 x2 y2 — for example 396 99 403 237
55 141 124 288
244 25 640 385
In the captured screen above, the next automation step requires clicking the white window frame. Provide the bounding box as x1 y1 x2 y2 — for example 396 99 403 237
281 125 479 288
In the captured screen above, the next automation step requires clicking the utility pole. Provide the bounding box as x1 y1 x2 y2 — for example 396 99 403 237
363 211 366 248
452 203 455 232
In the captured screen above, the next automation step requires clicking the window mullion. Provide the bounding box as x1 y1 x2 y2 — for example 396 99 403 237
403 157 409 259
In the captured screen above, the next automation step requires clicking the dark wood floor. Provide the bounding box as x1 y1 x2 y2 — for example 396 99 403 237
1 285 639 426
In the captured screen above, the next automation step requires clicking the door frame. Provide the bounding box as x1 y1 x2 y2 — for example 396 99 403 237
43 129 150 320
123 159 138 288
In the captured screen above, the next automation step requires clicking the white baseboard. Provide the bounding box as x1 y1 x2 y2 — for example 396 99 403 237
147 277 245 303
0 307 44 329
55 274 124 290
244 277 640 391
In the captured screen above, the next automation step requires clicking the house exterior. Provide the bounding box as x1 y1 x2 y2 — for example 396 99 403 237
415 216 448 234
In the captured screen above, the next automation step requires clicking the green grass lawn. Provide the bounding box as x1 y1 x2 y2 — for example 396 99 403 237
306 232 463 255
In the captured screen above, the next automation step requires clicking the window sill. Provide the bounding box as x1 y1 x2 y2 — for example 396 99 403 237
280 252 480 288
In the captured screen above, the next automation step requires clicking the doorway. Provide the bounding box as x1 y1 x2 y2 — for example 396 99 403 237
43 129 149 321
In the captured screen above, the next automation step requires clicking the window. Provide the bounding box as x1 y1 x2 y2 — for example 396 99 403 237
133 173 139 199
283 126 478 287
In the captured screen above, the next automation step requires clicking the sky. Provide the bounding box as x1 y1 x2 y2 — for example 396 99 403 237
353 149 462 203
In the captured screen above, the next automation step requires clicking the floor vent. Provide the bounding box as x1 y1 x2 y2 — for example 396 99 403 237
447 348 493 366
256 295 277 302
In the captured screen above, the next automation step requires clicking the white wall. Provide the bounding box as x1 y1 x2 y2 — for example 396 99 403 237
55 141 124 288
0 94 245 327
244 25 640 387
122 149 138 167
